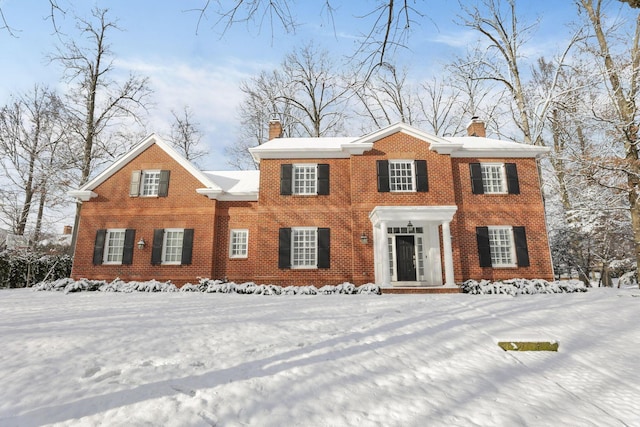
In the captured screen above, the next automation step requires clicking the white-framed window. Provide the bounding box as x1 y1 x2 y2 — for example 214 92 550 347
293 164 317 195
481 163 507 194
291 227 317 269
488 226 516 267
389 160 415 192
141 170 161 196
103 229 126 264
230 229 249 258
162 228 184 264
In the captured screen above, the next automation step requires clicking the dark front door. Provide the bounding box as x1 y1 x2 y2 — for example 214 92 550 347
396 235 416 281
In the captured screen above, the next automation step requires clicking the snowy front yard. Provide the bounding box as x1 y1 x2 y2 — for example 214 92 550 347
0 288 638 426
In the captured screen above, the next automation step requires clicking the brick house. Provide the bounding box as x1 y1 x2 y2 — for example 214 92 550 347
69 119 554 288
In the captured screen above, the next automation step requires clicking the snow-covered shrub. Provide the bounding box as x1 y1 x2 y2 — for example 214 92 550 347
0 252 72 288
355 283 381 295
461 278 587 295
617 271 638 288
32 278 380 295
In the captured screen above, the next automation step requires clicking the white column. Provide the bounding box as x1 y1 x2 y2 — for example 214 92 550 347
442 221 456 287
380 221 390 285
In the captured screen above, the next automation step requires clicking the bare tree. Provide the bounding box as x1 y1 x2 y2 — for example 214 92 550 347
0 85 66 238
50 7 151 250
169 106 207 165
576 0 640 275
192 1 423 78
52 7 151 187
228 43 351 169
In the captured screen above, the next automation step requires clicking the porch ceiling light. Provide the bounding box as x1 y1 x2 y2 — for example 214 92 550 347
407 221 415 233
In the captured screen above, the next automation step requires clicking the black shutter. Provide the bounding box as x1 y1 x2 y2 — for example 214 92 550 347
317 164 330 195
476 226 492 267
280 164 292 195
505 163 520 195
129 171 141 197
158 170 170 197
377 160 390 192
317 228 330 269
151 229 164 265
278 228 292 268
415 160 429 192
93 229 107 265
122 229 136 265
513 226 530 267
181 229 194 265
470 163 484 194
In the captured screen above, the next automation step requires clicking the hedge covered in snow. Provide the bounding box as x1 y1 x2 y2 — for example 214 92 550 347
32 277 382 295
0 252 72 288
461 278 588 295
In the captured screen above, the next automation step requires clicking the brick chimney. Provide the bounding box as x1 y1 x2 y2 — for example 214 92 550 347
268 115 283 140
63 225 72 235
467 116 486 137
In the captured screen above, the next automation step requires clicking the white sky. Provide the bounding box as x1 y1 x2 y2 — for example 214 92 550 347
0 0 582 171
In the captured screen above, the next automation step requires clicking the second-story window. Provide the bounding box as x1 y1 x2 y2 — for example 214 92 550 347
141 170 161 196
389 160 415 192
293 164 317 195
470 163 520 195
130 170 171 197
280 164 330 196
376 159 428 193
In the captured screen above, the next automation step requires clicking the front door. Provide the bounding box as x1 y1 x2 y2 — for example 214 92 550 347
395 235 416 281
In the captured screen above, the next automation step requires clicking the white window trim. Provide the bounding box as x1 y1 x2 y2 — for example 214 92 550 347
389 160 416 192
141 169 161 197
292 164 318 195
488 226 517 268
229 229 249 259
291 227 318 269
480 163 507 194
162 228 184 265
103 228 126 265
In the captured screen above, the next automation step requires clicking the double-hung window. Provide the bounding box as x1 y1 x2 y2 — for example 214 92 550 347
104 229 126 264
377 159 428 193
229 229 249 258
389 160 415 192
293 164 317 195
130 170 171 197
291 228 317 268
151 228 194 265
280 164 330 196
476 226 530 268
163 229 184 264
141 170 161 196
92 229 136 266
488 226 515 267
470 163 519 195
278 227 330 269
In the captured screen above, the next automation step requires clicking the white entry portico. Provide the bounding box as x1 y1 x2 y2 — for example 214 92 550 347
369 206 458 287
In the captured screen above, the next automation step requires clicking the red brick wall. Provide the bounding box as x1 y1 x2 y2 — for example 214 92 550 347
213 200 259 282
451 157 554 281
71 144 218 286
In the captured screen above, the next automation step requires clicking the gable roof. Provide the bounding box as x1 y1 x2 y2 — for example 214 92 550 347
68 134 258 201
249 122 549 161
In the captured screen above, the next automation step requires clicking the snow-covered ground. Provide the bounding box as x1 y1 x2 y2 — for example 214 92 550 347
1 287 638 426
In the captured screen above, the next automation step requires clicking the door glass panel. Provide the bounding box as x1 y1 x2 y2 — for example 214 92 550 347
416 236 424 281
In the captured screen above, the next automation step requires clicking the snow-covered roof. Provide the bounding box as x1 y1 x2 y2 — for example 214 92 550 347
250 122 550 161
201 170 260 201
446 136 550 158
68 134 257 202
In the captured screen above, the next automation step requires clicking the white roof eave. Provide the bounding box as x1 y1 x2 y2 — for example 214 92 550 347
68 190 97 202
450 146 550 158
